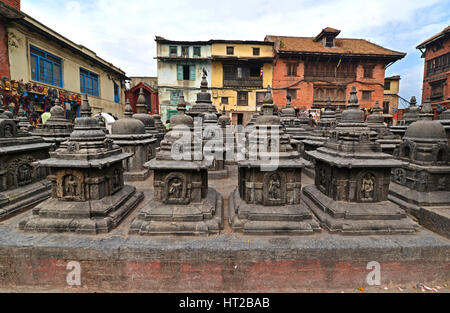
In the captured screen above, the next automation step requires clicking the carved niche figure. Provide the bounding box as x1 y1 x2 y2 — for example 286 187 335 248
4 124 13 137
268 173 281 200
17 164 32 186
393 168 406 185
168 177 183 199
112 169 121 190
359 173 375 201
63 175 79 199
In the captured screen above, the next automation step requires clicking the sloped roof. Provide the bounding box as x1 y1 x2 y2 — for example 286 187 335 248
416 26 450 49
265 35 406 58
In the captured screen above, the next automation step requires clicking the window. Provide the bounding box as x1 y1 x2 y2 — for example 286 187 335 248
30 45 62 87
383 101 390 114
114 83 119 103
426 53 450 77
286 63 297 76
181 46 189 57
237 67 243 79
364 65 374 78
193 47 201 57
177 65 196 81
362 90 372 101
221 97 229 104
287 89 297 100
227 46 234 55
80 68 99 96
237 91 248 105
430 81 444 100
256 92 265 106
384 81 391 90
325 36 334 47
253 48 260 56
170 46 178 56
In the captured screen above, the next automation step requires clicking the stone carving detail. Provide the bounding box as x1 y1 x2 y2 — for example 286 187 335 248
17 164 32 186
67 142 79 152
438 177 447 190
359 172 375 202
164 172 188 204
104 138 114 149
393 168 406 185
63 174 80 200
268 173 281 200
4 124 13 137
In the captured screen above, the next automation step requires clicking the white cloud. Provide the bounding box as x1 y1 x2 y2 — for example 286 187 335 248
21 0 450 100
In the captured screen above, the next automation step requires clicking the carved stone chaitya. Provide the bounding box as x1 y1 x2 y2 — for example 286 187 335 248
108 100 157 181
153 114 168 138
129 93 223 235
203 105 228 179
366 101 402 155
302 87 418 235
218 103 236 165
17 107 33 132
280 96 308 152
19 95 144 234
33 98 73 150
228 87 320 234
187 69 218 119
301 98 337 160
0 107 52 221
390 96 420 138
388 119 450 238
133 88 161 144
437 109 450 145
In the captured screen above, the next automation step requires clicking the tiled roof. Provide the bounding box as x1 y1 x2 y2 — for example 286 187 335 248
416 26 450 49
265 35 406 58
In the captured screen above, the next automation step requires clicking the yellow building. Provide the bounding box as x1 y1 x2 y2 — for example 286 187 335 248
210 40 274 125
2 5 128 119
383 75 401 119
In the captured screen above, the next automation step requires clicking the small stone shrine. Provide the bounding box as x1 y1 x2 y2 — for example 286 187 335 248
129 93 223 235
203 105 228 179
0 106 52 221
280 95 309 152
297 110 314 132
108 100 157 181
153 114 168 137
366 101 402 155
388 119 450 238
437 108 450 144
302 87 418 235
33 98 73 150
301 98 337 160
218 103 236 165
390 96 420 138
133 89 161 144
335 105 342 123
228 87 320 234
19 95 144 234
17 106 34 132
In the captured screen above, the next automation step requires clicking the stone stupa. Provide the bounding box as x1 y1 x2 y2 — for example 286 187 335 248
0 106 52 221
388 119 449 238
366 100 402 155
129 91 224 236
228 86 320 234
203 105 228 179
390 96 420 138
187 68 217 119
108 99 157 181
133 89 161 144
302 87 418 235
19 95 144 234
33 98 73 150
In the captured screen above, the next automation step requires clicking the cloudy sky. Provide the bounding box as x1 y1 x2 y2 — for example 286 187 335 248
22 0 449 106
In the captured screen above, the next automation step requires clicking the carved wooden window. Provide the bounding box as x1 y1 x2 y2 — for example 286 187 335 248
325 36 334 47
226 46 234 55
253 47 260 56
286 63 297 76
237 91 248 106
363 65 374 78
169 46 177 56
221 97 229 105
430 80 444 100
193 46 201 57
362 90 373 101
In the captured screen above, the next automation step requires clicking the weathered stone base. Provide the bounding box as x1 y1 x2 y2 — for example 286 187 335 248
303 185 419 235
208 165 229 180
129 188 223 236
18 185 144 234
0 180 51 221
419 207 450 239
388 182 450 217
123 168 151 182
228 188 321 235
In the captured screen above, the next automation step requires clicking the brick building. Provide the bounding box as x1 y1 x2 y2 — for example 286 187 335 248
265 28 406 110
417 26 450 110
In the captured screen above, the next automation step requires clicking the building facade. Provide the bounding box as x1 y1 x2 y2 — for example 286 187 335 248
417 26 450 110
383 75 401 116
211 40 274 126
0 0 128 120
266 28 406 111
155 36 212 124
125 81 159 115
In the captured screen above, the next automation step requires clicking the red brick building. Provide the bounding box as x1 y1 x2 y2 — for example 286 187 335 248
0 0 23 78
417 26 450 110
265 28 406 110
125 82 159 115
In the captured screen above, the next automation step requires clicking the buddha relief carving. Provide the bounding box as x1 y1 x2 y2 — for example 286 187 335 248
358 172 376 202
17 164 32 186
63 174 80 200
164 172 188 204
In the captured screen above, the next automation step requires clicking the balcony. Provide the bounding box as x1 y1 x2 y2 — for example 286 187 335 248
223 78 263 88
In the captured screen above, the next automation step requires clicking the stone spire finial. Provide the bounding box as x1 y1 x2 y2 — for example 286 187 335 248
54 97 61 107
325 97 332 111
373 100 382 114
200 68 208 92
420 98 434 120
124 99 133 118
409 96 417 107
263 85 273 104
177 93 187 113
286 93 292 107
347 87 359 109
136 88 147 114
80 94 92 117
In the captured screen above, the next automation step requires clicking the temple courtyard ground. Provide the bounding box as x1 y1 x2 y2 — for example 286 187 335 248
0 165 448 292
